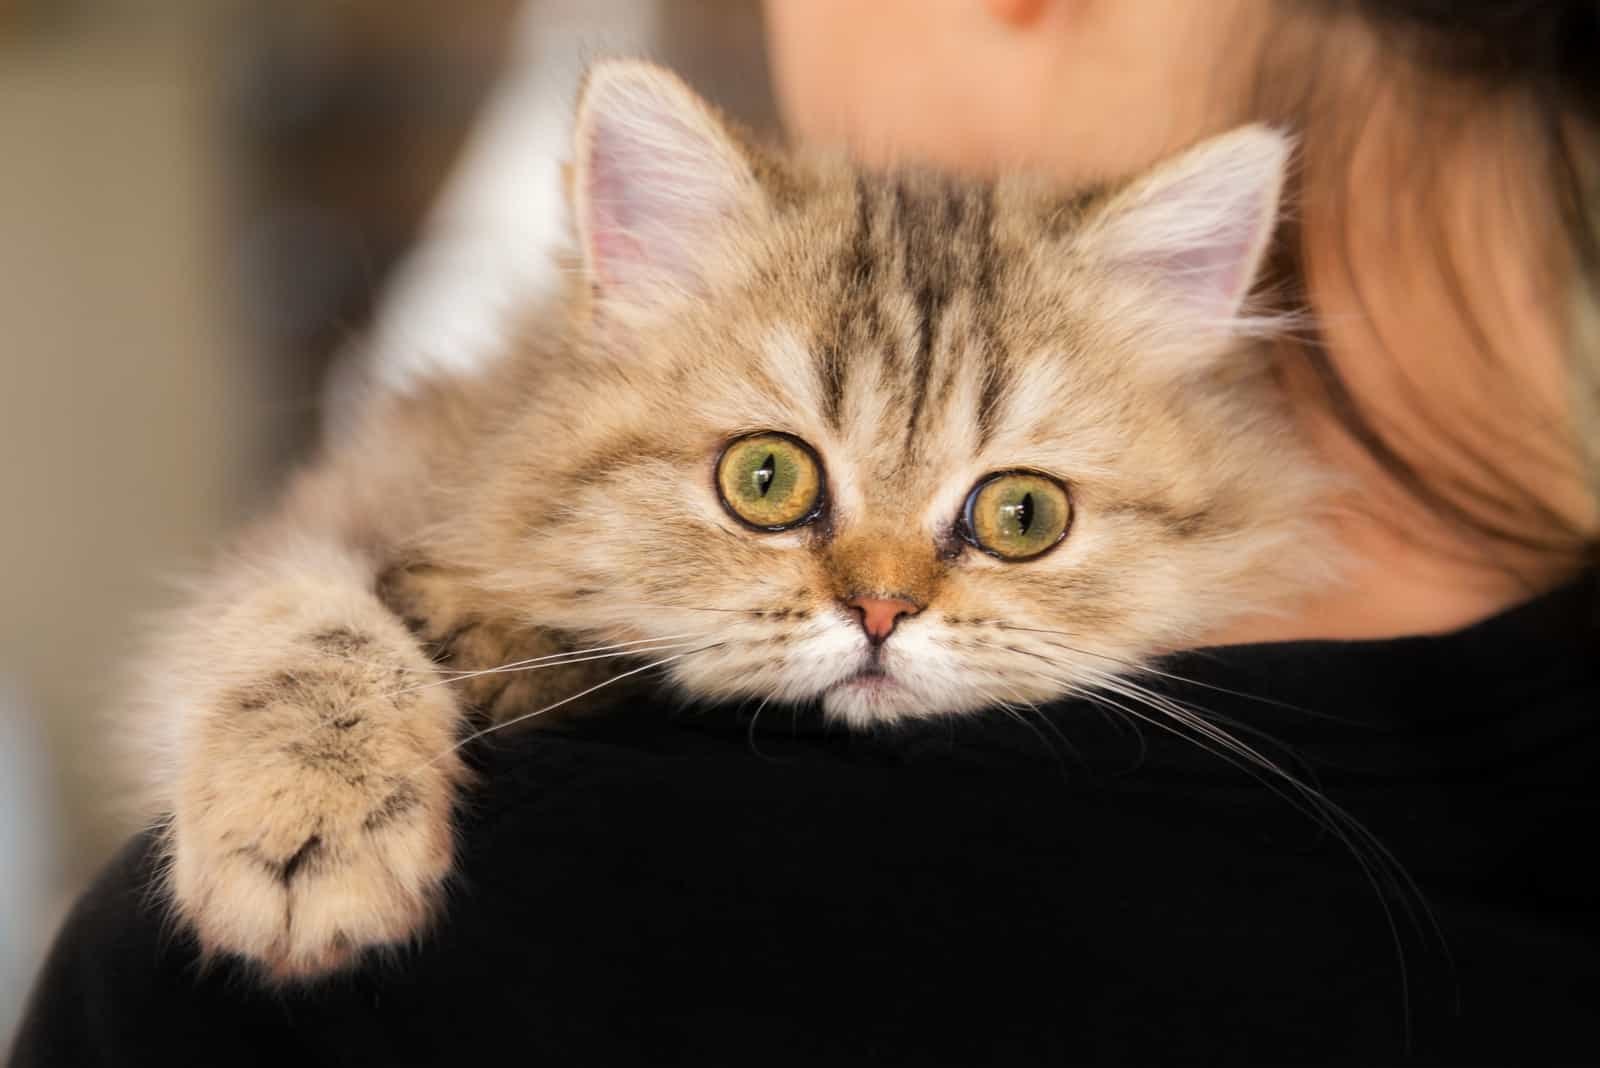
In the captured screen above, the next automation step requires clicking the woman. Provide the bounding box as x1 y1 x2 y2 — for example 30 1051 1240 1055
12 2 1597 1064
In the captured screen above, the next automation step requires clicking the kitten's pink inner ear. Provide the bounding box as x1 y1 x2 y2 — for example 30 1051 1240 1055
1131 206 1267 312
582 105 695 289
1098 125 1290 326
575 65 757 302
583 126 645 288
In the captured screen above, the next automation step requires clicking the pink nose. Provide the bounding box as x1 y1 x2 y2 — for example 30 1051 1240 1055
845 596 921 644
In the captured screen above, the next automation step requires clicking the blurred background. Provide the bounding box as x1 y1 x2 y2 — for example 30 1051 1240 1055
0 0 775 1040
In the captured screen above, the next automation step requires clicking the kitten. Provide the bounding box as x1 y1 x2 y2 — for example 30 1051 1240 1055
136 60 1332 980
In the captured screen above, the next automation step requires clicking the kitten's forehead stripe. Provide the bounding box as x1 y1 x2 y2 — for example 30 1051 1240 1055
893 177 954 454
817 175 882 430
969 187 1008 451
818 174 1011 459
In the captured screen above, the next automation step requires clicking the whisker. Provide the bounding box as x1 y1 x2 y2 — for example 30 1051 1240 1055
417 641 727 770
1080 669 1342 826
992 696 1079 769
634 600 767 616
431 632 711 681
320 632 710 682
1013 658 1447 1044
745 692 777 758
994 682 1085 771
1062 686 1150 769
1091 677 1422 1044
1076 664 1441 955
381 636 712 699
976 620 1343 723
1077 668 1408 880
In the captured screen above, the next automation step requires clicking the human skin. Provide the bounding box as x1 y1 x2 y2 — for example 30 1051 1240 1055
762 0 1596 642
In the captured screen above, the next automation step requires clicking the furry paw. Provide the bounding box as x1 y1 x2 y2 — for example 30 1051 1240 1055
168 622 467 981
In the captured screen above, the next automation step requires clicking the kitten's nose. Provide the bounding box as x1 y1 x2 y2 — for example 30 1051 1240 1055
845 595 921 644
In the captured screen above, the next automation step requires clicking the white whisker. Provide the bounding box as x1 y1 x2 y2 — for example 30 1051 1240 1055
433 632 709 680
1008 656 1446 1041
381 636 711 699
415 641 727 772
980 620 1344 723
313 632 706 680
745 692 777 756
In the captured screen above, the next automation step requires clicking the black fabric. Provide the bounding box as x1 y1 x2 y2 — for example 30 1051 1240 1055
12 572 1599 1067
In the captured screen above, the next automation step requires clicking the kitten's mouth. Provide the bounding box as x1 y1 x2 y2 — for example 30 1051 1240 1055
818 659 919 725
830 664 899 693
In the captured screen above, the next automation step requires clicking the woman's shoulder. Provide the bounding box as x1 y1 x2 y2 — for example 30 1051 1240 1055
13 571 1599 1068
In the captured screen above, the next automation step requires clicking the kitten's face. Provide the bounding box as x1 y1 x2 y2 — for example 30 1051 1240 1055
466 64 1329 726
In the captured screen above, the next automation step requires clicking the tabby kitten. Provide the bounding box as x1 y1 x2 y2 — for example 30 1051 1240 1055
139 60 1331 980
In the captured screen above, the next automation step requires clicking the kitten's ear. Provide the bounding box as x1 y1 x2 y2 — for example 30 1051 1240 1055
572 60 762 312
1090 125 1290 329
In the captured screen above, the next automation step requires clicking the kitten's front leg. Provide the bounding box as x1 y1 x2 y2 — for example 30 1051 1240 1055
162 552 467 981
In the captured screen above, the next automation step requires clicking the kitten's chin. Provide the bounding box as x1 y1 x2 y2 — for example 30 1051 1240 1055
820 669 926 728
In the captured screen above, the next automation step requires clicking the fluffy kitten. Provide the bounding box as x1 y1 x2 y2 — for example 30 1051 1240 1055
138 60 1331 980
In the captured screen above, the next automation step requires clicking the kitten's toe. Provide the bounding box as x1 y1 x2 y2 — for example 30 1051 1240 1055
173 773 456 980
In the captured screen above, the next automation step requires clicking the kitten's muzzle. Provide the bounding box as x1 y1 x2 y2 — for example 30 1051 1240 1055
844 595 921 645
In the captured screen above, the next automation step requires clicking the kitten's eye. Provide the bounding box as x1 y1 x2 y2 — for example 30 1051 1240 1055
964 472 1071 561
715 433 825 531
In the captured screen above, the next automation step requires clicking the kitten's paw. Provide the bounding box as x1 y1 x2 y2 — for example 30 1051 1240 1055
169 623 466 981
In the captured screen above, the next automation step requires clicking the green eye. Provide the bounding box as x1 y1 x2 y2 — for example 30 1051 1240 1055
715 433 825 530
964 471 1071 560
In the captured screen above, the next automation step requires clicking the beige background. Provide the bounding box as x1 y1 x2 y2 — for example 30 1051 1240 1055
2 5 270 1040
1 0 773 1043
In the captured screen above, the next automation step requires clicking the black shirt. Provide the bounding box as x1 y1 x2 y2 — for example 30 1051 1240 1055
12 573 1599 1066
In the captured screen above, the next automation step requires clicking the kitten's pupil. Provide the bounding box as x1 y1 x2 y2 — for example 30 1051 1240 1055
754 453 776 497
1014 492 1034 535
